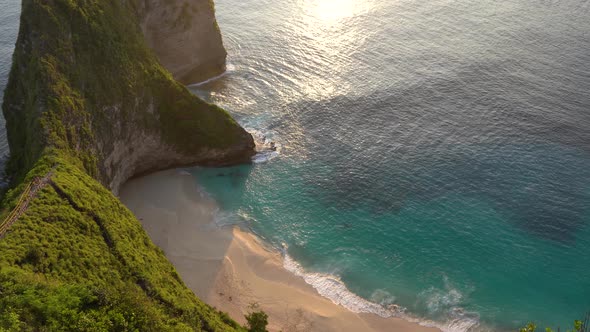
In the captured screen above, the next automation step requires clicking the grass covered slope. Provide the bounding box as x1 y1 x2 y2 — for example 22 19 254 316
0 0 254 330
0 152 245 331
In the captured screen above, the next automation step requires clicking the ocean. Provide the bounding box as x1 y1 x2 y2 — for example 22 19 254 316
190 0 590 331
0 0 19 172
2 0 590 331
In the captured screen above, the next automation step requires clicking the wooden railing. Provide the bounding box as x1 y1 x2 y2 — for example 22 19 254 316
0 170 54 238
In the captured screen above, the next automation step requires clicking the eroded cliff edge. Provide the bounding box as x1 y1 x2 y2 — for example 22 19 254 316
0 0 252 330
138 0 228 85
3 0 254 194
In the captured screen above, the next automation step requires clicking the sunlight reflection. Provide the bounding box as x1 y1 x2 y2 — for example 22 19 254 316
303 0 369 23
293 0 375 100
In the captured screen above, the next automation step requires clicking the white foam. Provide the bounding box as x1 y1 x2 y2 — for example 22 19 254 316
211 209 244 228
211 208 262 229
186 63 235 87
413 277 483 332
417 312 481 332
281 248 483 332
282 252 402 318
247 128 282 163
186 72 227 87
252 150 281 164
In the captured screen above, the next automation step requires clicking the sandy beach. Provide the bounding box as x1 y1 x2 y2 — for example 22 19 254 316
119 169 440 332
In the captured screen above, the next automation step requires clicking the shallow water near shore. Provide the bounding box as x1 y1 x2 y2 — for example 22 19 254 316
189 0 590 331
1 0 589 330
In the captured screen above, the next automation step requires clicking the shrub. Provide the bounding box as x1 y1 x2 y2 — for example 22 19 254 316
245 303 269 332
520 319 586 332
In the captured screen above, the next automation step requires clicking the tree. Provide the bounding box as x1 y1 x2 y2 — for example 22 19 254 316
520 319 586 332
245 303 269 332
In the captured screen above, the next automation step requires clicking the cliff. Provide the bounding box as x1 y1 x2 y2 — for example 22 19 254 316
0 0 253 330
138 0 228 85
3 0 254 194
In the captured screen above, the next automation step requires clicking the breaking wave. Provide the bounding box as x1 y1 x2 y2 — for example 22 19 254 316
281 247 483 332
247 128 281 163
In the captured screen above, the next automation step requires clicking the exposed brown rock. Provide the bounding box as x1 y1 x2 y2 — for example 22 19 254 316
138 0 228 85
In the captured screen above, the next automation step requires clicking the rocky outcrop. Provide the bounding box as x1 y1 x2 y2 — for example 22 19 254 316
137 0 228 85
2 0 254 194
100 101 254 194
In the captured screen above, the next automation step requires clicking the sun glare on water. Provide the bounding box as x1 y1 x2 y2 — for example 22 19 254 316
304 0 369 23
293 0 375 99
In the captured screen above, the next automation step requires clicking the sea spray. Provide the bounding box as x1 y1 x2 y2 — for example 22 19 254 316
186 63 237 87
282 249 402 317
281 244 483 332
248 129 281 163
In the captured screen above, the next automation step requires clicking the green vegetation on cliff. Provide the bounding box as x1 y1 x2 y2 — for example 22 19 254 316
3 0 253 185
0 0 254 330
0 152 245 331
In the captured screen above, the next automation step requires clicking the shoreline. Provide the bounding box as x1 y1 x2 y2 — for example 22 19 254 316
119 169 441 332
186 63 236 88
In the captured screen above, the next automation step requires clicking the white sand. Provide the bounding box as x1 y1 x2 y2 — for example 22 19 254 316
119 169 440 332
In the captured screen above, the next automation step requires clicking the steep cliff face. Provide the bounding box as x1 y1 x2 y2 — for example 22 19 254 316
0 0 252 330
3 0 254 194
138 0 228 85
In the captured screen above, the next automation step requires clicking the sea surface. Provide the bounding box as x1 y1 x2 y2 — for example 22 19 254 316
2 0 590 331
0 0 19 173
190 0 590 331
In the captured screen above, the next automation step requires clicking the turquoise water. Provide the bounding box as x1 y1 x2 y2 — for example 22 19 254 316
1 0 589 330
192 146 590 331
189 0 590 331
